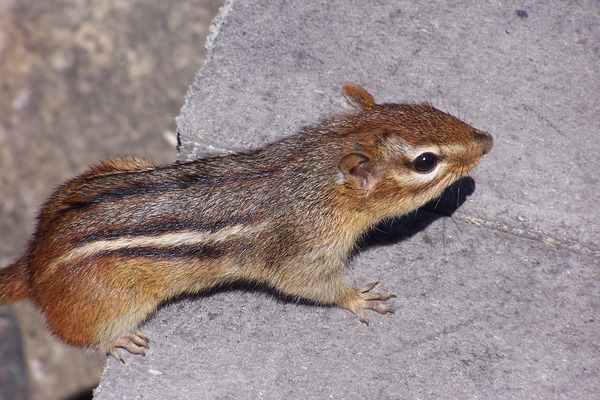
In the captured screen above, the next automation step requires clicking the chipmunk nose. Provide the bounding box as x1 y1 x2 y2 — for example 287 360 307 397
474 130 493 155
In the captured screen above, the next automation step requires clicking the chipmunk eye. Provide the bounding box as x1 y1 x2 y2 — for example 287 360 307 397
411 152 439 173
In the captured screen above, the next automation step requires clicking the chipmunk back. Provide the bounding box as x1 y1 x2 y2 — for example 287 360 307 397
0 83 492 361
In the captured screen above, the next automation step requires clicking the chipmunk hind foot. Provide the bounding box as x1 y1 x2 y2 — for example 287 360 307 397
103 330 150 364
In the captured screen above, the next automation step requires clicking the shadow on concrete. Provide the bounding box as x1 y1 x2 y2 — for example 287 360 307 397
359 176 476 250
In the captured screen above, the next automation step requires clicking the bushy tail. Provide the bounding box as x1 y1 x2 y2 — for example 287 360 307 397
0 257 30 304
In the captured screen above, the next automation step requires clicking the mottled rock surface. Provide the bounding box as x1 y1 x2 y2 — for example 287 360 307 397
0 1 223 399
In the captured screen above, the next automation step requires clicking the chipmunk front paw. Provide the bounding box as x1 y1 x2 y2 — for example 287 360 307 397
345 281 396 325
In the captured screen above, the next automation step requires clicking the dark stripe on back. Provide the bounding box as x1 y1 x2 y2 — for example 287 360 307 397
65 175 206 211
63 167 275 213
98 245 224 261
75 215 256 244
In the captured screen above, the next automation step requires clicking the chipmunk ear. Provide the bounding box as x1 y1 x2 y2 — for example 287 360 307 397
339 152 374 189
341 82 375 111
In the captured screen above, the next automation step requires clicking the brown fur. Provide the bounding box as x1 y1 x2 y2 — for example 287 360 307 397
0 83 492 361
0 257 29 303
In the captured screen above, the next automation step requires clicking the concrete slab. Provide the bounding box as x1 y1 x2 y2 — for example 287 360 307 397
96 0 599 398
96 214 599 399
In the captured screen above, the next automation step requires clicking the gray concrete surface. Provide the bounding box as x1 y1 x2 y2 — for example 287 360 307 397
95 1 599 398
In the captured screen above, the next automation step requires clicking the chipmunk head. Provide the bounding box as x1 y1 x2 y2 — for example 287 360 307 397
336 82 493 218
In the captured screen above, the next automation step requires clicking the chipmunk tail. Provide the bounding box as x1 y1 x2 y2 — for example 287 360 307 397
0 257 30 304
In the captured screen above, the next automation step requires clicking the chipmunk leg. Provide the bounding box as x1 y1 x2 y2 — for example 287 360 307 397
274 270 396 324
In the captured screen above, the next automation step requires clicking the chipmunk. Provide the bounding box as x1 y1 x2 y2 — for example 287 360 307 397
0 83 492 362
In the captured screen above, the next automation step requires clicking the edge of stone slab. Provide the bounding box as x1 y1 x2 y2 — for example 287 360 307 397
205 0 235 52
174 0 236 161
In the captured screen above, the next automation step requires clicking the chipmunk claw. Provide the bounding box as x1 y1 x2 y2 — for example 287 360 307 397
348 282 396 325
105 330 150 363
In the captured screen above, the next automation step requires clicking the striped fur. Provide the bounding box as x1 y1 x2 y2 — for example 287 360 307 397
0 83 492 360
